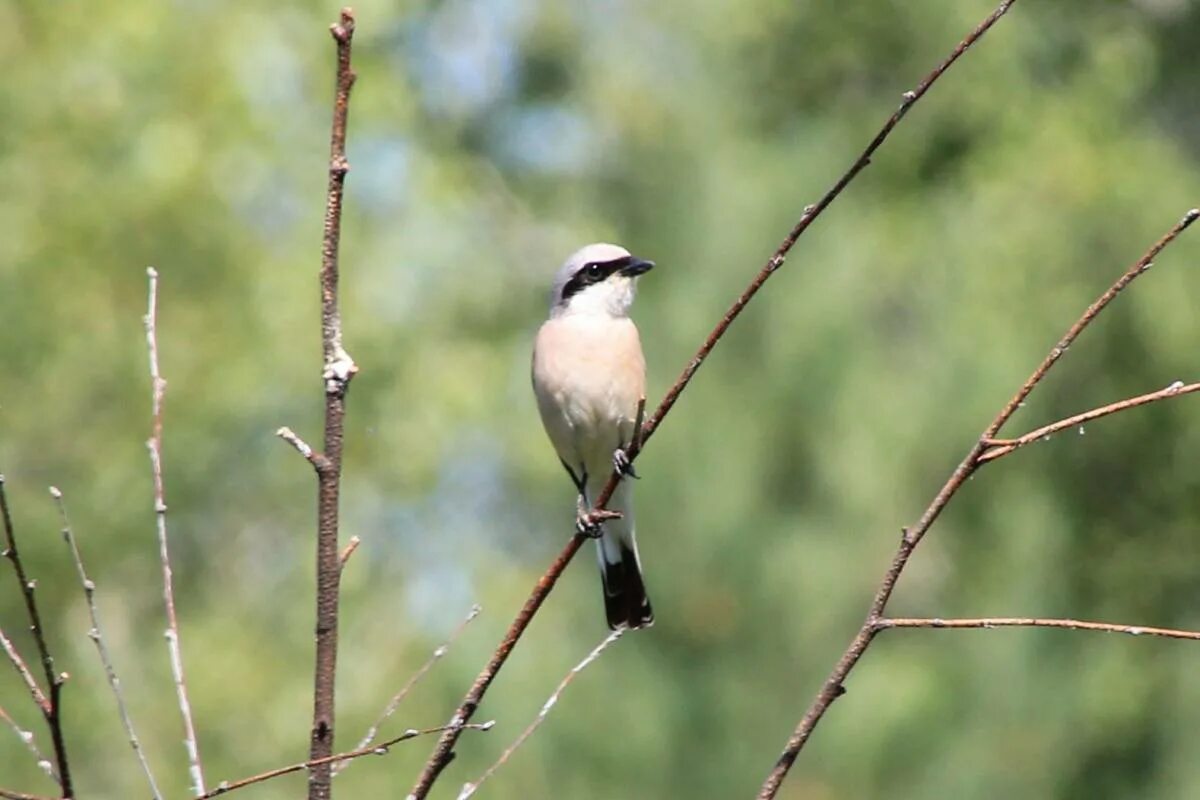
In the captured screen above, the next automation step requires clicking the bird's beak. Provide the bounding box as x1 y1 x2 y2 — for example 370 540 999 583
620 258 655 277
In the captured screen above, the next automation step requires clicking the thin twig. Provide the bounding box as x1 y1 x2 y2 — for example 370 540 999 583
276 427 326 470
51 487 162 799
0 704 55 784
0 477 71 796
756 201 1199 799
875 617 1200 640
978 381 1200 462
408 1 1023 795
334 605 482 776
457 629 624 799
144 267 206 796
304 10 360 800
0 628 48 716
338 536 361 570
197 722 492 799
0 787 57 800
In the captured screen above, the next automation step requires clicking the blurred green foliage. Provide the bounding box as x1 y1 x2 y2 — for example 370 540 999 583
2 0 1200 797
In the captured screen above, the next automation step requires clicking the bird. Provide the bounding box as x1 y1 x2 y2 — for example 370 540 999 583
531 242 655 630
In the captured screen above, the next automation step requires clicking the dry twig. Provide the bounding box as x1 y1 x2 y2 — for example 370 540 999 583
335 604 482 776
978 380 1200 462
196 722 492 799
457 629 624 799
145 267 206 796
275 10 361 800
51 487 162 799
0 787 57 800
757 208 1200 799
408 1 1022 795
0 704 54 784
875 617 1200 640
0 477 71 796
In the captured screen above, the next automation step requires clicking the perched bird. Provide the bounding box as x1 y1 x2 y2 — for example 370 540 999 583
532 243 655 630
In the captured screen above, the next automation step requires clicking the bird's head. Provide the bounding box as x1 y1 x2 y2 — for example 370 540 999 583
549 243 655 318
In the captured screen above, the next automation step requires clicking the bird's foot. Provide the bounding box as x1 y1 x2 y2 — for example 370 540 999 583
575 506 623 539
612 447 639 479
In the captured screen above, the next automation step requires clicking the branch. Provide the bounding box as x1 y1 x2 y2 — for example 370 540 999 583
756 200 1199 798
457 629 624 799
334 604 481 776
0 788 57 800
978 381 1200 463
51 487 162 799
197 722 492 799
144 267 206 796
0 704 55 785
875 617 1200 641
305 9 360 800
409 1 1024 795
0 628 47 717
0 477 71 796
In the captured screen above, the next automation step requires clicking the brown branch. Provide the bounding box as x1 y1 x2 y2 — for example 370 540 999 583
978 381 1200 463
334 604 482 777
51 487 161 799
0 787 57 800
197 722 492 800
756 204 1199 799
144 267 205 795
875 617 1200 640
0 478 71 797
409 1 1024 795
0 628 48 717
458 629 624 799
303 10 360 800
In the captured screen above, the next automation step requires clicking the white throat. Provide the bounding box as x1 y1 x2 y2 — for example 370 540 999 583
555 277 636 319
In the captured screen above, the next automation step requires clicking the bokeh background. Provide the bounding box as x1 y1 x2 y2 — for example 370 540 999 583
3 0 1200 797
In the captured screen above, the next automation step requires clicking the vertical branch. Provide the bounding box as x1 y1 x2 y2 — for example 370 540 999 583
144 267 206 796
306 10 360 800
51 487 162 800
0 478 71 796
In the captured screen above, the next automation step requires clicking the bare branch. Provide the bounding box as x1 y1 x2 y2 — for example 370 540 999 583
979 381 1200 463
197 721 492 800
0 704 55 785
0 477 71 796
276 427 326 470
0 787 58 800
51 486 162 799
875 617 1200 640
144 267 206 796
757 202 1199 798
409 1 1025 796
303 9 360 800
457 629 624 799
0 628 48 716
335 605 482 776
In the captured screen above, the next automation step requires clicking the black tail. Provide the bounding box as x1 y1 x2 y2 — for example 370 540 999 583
600 540 654 630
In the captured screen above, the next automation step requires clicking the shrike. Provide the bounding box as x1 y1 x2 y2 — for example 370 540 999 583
532 243 655 630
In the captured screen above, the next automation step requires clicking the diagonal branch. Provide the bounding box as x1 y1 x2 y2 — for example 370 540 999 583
756 208 1199 798
457 629 624 799
145 267 205 796
875 617 1200 640
408 1 1024 796
0 478 71 796
978 381 1200 463
335 604 481 776
0 703 56 785
52 486 162 799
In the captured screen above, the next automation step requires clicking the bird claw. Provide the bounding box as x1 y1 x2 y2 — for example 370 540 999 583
612 448 639 479
575 512 605 539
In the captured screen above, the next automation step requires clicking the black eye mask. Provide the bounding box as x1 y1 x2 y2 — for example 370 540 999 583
560 256 633 300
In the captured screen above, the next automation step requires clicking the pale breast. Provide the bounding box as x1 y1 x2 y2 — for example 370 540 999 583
532 315 646 477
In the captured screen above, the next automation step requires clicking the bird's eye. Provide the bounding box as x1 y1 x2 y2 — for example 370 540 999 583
584 263 603 279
